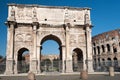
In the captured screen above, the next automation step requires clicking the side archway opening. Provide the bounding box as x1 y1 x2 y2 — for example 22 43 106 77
72 48 83 72
17 48 30 73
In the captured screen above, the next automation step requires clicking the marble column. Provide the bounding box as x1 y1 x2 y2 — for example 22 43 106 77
110 45 113 54
100 46 102 55
85 24 94 72
104 45 107 54
36 24 41 73
118 48 120 53
37 45 41 73
117 43 120 53
96 47 98 55
13 57 18 74
118 42 120 53
61 45 65 73
65 24 73 73
83 51 87 71
5 21 16 75
30 22 39 73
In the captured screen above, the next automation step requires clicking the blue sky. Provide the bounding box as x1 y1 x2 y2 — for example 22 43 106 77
0 0 120 57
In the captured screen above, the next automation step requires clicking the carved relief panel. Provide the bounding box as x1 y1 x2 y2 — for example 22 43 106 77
15 33 33 42
78 34 86 46
16 7 33 20
67 10 84 23
69 34 77 46
25 7 33 20
14 32 33 55
16 7 25 20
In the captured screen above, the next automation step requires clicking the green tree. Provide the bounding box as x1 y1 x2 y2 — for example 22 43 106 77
0 55 3 59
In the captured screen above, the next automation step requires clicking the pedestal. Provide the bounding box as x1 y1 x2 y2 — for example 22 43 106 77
5 60 14 75
109 67 114 76
65 60 73 73
87 60 94 72
30 60 38 74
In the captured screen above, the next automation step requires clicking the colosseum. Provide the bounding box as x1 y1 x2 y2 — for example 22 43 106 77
92 29 120 71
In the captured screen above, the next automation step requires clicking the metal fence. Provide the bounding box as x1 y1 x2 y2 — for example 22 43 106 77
17 61 29 73
93 61 120 72
0 61 6 74
41 60 62 72
73 61 83 72
0 60 120 74
40 60 84 72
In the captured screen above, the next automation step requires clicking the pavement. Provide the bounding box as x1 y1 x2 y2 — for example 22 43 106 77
0 74 120 80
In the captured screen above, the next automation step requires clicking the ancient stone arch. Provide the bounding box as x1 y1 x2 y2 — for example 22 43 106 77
17 47 30 73
5 4 93 74
72 48 83 72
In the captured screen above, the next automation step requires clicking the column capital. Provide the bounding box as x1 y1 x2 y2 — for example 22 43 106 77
64 23 71 30
32 22 39 26
32 22 39 31
85 23 93 28
61 45 66 47
37 45 41 47
5 21 16 27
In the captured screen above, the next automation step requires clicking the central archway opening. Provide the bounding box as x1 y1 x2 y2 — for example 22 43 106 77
72 48 83 72
40 35 62 72
17 48 30 73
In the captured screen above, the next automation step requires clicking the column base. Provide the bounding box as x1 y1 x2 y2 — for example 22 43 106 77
36 69 41 74
87 60 94 72
62 60 65 73
5 60 14 75
30 60 38 74
65 60 73 73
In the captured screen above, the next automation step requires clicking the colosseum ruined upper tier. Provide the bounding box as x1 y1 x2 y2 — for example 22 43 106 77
92 29 120 71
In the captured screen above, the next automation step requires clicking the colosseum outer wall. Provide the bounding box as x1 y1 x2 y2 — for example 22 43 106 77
92 29 120 70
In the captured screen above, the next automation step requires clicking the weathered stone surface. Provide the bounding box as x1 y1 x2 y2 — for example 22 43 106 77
5 4 93 74
92 29 120 70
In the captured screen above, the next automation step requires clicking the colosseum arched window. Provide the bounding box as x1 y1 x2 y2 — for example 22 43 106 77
93 42 96 46
114 57 118 67
106 44 110 52
113 43 117 53
98 58 100 66
93 48 96 55
93 58 97 69
107 58 112 66
93 58 96 65
119 42 120 47
102 59 105 66
97 46 100 55
101 45 105 53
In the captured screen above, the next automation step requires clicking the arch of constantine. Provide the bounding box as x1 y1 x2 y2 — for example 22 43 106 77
5 3 93 74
